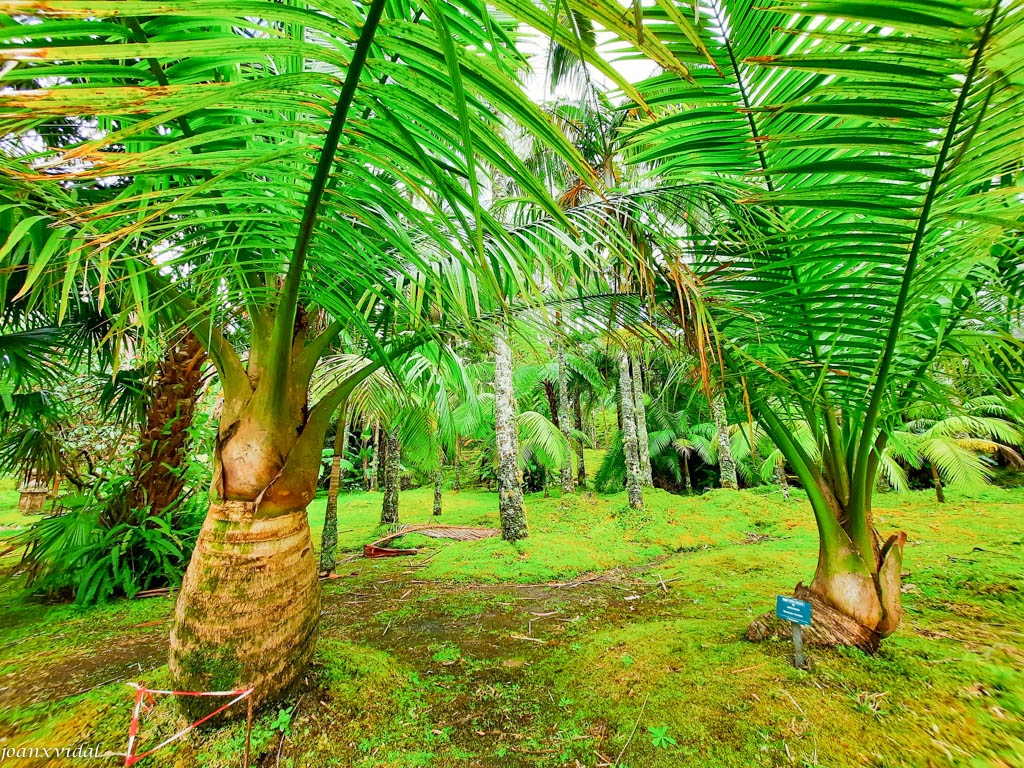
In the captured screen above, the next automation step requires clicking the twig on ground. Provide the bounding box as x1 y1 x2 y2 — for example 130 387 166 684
613 691 650 768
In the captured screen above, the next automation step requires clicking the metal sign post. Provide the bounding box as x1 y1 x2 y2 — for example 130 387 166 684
776 596 812 669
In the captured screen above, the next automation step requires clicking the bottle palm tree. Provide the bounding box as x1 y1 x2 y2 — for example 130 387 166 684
1 0 597 707
546 0 1024 646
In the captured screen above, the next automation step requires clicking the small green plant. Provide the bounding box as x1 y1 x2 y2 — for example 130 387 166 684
648 725 677 749
430 643 461 663
621 653 634 667
269 706 293 736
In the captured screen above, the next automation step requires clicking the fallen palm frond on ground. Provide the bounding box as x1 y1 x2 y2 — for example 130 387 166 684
365 524 500 557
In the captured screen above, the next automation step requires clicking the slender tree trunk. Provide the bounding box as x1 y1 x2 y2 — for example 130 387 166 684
369 421 380 492
618 350 644 510
128 330 207 515
573 398 587 489
774 462 790 501
380 426 400 524
495 332 527 540
631 355 653 487
320 404 349 574
713 394 738 490
361 421 370 490
453 440 461 491
929 463 945 503
557 343 575 494
681 454 692 494
432 468 443 516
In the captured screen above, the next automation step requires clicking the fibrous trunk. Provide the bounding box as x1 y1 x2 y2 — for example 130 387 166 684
381 426 400 524
495 333 527 540
128 330 207 515
557 343 575 495
713 393 738 490
748 489 906 651
630 355 653 487
617 350 644 510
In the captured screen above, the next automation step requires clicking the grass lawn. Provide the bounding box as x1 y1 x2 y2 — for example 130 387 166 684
0 482 1021 767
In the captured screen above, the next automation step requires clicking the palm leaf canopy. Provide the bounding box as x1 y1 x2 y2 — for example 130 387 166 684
531 0 1023 509
0 0 596 352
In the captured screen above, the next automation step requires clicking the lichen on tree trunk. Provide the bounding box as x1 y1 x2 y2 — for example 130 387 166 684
713 393 738 490
381 426 400 524
557 343 574 495
320 404 349 574
618 350 644 510
573 398 587 489
631 355 653 488
495 332 527 540
432 467 443 516
774 462 790 501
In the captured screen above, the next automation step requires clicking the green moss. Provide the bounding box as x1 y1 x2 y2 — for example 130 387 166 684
2 483 1023 767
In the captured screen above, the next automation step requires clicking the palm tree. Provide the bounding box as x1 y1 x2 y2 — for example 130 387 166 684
711 392 738 490
494 330 528 540
1 0 596 707
616 349 645 509
548 0 1024 646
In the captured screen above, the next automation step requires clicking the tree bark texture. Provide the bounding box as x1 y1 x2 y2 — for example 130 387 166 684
369 421 380 492
129 331 207 515
320 404 349 573
618 350 644 510
381 426 400 524
774 462 790 501
495 333 527 540
170 501 319 715
573 398 587 489
630 355 653 487
432 468 443 516
557 343 575 494
713 393 738 490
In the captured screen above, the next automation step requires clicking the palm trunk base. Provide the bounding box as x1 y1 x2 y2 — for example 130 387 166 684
746 583 880 652
169 502 320 717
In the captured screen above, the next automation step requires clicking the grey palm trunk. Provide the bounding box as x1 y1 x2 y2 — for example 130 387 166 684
320 403 350 573
557 343 575 495
774 461 790 501
432 465 443 516
573 398 587 488
380 425 400 524
630 354 653 487
618 350 644 509
368 420 380 491
495 332 527 540
713 393 738 490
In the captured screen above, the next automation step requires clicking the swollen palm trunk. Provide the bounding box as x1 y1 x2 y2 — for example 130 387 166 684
169 375 324 714
170 501 320 714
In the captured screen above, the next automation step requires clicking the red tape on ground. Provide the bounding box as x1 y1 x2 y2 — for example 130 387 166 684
124 683 253 766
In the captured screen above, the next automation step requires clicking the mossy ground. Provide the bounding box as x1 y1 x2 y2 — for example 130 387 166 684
0 480 1021 767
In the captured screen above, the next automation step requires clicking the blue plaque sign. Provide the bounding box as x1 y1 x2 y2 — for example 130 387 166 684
776 595 812 626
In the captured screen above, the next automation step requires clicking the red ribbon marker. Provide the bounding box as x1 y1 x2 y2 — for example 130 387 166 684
123 683 254 766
